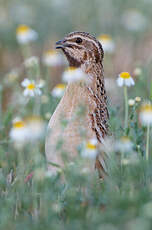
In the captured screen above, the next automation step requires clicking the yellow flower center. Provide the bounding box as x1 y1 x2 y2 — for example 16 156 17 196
98 34 111 41
25 115 42 123
16 25 30 35
67 67 77 72
120 72 131 79
56 84 66 90
45 50 57 56
13 121 25 128
27 83 35 90
140 104 152 113
86 143 96 150
120 136 130 142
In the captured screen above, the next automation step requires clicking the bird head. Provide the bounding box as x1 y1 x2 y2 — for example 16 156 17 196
56 31 104 68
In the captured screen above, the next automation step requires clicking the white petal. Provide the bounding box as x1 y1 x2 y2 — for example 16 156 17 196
90 138 98 145
130 78 135 85
81 149 97 159
21 79 31 87
101 41 115 54
35 88 42 95
125 78 134 87
23 89 30 96
17 30 38 44
17 35 29 44
28 30 38 41
43 53 66 67
125 79 130 86
29 90 35 97
51 88 64 98
124 77 135 87
116 77 124 87
10 128 28 143
38 81 45 88
139 112 152 126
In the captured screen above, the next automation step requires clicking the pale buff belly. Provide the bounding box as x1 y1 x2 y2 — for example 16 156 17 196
45 82 97 173
45 108 95 172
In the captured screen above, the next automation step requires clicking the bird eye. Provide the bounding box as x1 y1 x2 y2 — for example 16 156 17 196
75 37 82 44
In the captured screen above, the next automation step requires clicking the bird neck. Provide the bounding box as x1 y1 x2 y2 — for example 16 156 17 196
82 61 105 96
80 61 107 112
64 61 108 143
82 61 108 142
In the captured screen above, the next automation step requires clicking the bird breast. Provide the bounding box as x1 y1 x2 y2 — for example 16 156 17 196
45 81 96 172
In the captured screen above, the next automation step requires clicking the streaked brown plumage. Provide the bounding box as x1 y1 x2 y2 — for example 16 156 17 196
45 31 109 177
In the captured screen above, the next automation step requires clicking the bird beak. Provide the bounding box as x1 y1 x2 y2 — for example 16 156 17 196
56 39 66 49
56 39 72 49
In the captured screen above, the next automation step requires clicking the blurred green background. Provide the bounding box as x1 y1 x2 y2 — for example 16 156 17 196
0 1 152 230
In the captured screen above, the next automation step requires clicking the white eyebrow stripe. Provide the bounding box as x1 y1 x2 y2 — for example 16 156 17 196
66 34 101 54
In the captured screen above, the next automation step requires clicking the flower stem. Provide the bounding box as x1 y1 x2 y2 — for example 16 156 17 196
124 86 128 131
146 124 150 161
46 67 51 92
20 43 34 79
34 95 41 115
21 43 31 60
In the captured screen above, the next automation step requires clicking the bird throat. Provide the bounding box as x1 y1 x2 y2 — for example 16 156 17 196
63 49 81 67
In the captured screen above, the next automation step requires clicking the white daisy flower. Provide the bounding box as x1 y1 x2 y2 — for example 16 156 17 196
139 102 152 126
128 99 135 106
16 25 38 44
133 67 142 77
24 116 46 141
38 79 45 88
122 9 147 32
10 117 28 144
10 116 46 147
117 72 135 87
135 96 141 102
42 50 66 67
62 67 87 83
21 78 43 97
121 153 139 165
51 83 66 98
115 136 133 152
5 69 19 84
24 56 39 68
81 138 98 159
98 34 115 54
45 112 52 120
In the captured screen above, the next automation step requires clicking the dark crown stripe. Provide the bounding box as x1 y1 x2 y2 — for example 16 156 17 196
65 31 104 58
